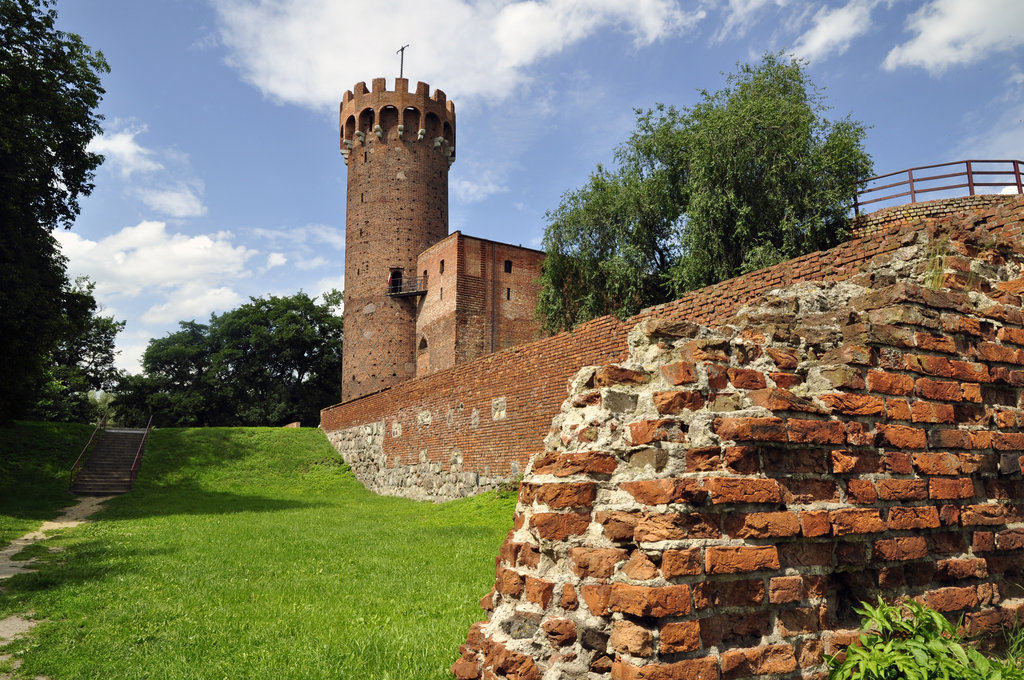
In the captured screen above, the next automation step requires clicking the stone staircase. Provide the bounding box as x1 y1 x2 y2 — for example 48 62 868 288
70 428 148 496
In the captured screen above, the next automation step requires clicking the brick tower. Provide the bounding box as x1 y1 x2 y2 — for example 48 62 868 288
339 78 456 402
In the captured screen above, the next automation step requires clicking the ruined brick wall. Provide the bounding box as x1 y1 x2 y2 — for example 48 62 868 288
340 78 455 401
454 218 1024 680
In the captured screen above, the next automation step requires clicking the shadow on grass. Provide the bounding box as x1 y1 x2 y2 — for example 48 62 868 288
89 480 329 522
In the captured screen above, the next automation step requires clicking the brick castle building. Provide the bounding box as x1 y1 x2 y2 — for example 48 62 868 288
339 77 544 402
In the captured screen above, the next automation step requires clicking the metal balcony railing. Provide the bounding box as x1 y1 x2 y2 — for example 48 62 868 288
854 159 1024 215
386 276 427 297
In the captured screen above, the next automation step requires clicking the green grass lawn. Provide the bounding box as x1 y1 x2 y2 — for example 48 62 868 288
0 425 515 679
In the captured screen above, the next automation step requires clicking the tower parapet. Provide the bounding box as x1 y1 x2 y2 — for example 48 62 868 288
339 78 455 166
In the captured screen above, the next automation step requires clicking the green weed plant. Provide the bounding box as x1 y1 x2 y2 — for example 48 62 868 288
829 599 1024 680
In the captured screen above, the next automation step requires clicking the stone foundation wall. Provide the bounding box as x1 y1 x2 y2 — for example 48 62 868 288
454 218 1024 680
324 420 510 500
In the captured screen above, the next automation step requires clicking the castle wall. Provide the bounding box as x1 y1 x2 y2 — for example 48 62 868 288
455 220 1024 678
323 196 1024 501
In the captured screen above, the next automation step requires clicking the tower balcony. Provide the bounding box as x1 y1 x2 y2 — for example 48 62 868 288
386 276 427 297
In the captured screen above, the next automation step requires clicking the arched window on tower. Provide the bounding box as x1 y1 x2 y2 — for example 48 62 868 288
424 112 441 141
358 107 375 136
380 106 399 141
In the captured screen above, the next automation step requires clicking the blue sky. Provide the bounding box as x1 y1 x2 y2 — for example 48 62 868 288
52 0 1024 374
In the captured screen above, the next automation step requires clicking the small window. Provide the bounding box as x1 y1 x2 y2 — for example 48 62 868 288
504 260 512 273
506 288 511 300
418 337 428 352
439 259 445 274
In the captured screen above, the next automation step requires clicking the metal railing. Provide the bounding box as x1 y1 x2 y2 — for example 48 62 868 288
129 415 154 485
385 275 427 296
854 159 1024 215
69 412 108 490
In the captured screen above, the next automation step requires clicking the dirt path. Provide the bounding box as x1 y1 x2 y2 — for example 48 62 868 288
0 496 112 679
0 496 111 582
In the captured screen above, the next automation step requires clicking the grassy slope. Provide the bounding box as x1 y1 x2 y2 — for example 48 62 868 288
0 426 515 680
0 421 93 546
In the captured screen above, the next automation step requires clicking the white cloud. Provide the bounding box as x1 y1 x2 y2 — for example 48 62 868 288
252 223 345 250
55 221 257 300
297 256 328 270
113 330 155 375
212 0 704 111
954 104 1024 167
715 0 789 42
267 252 287 268
88 125 163 177
884 0 1024 74
792 0 878 62
56 221 260 370
251 223 344 271
142 282 244 324
452 168 510 203
135 182 208 218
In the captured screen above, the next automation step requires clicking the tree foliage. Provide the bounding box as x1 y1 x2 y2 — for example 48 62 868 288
538 53 872 333
26 277 125 423
0 0 109 419
113 292 344 428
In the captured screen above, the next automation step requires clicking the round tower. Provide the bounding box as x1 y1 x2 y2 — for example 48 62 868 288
339 77 456 402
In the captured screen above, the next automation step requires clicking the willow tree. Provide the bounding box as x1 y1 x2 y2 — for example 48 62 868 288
537 52 872 333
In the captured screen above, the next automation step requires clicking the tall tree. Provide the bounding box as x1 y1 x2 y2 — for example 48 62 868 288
538 53 872 333
27 277 125 423
0 0 109 419
113 291 344 428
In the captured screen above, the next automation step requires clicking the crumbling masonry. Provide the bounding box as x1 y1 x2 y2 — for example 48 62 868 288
451 195 1024 679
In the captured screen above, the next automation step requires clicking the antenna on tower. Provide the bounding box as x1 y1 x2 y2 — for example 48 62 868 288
397 44 410 78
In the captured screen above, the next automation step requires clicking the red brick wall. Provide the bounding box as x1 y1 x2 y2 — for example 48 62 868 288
322 195 1024 500
850 195 1011 240
416 234 461 374
454 213 1024 679
412 233 546 379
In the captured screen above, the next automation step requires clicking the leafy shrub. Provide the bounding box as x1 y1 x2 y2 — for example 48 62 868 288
828 598 1024 680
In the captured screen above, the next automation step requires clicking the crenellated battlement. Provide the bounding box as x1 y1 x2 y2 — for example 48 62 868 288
339 77 456 165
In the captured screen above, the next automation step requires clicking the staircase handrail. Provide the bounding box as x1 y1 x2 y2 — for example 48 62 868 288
69 412 108 490
129 415 153 485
